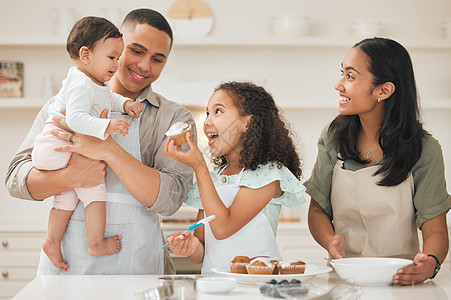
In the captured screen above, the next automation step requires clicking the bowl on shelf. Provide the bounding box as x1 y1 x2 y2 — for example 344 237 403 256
350 19 382 37
269 14 310 37
329 257 413 286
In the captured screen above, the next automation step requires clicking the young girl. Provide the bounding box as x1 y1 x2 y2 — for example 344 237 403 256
32 17 143 271
164 81 306 273
306 37 450 285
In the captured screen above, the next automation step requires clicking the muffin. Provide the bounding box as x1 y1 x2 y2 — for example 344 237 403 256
246 257 275 275
278 260 306 274
250 256 279 274
230 256 251 274
270 259 280 275
165 122 192 146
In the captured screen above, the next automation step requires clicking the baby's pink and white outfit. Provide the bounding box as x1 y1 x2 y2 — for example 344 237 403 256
32 66 130 210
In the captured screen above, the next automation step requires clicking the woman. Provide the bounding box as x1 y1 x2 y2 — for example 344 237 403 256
305 37 450 285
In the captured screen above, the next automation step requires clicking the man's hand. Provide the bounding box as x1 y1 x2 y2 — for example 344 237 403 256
66 153 107 189
50 108 115 161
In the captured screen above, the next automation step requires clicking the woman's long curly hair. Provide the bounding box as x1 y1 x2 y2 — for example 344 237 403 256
211 81 302 180
329 37 428 186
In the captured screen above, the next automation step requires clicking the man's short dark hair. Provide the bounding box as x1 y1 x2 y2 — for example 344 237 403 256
66 16 123 59
122 8 173 47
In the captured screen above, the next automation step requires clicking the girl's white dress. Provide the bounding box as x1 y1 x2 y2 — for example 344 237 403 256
185 162 306 273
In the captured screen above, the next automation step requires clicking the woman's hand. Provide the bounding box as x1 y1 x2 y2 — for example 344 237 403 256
164 131 207 172
393 252 436 285
328 234 346 259
168 231 202 257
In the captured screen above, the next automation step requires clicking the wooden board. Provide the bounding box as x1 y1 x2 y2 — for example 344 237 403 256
168 0 213 18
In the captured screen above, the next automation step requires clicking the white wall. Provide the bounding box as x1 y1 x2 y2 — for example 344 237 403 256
1 0 451 38
0 0 450 225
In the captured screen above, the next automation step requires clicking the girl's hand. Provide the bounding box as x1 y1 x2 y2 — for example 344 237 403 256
393 252 436 285
168 231 202 257
164 131 207 171
328 234 345 259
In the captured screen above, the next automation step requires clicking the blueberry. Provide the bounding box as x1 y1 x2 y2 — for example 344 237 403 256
290 279 301 284
268 279 277 284
279 279 289 285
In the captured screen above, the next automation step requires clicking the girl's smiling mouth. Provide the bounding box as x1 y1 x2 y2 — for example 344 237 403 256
207 132 218 146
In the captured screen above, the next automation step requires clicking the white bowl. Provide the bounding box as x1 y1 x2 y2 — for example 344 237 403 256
350 19 382 37
269 14 310 36
329 257 413 286
197 277 237 293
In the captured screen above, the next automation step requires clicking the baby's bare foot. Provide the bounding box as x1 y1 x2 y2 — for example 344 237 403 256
42 239 69 271
88 235 122 256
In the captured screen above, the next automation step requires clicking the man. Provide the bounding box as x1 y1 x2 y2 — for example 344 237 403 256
5 8 196 275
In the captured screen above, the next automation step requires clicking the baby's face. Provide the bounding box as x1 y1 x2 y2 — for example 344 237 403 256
86 37 124 85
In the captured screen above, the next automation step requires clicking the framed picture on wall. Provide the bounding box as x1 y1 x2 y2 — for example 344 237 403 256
0 61 24 97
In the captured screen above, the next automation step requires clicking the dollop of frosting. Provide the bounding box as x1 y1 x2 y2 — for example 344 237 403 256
165 122 191 136
249 257 273 267
278 260 305 268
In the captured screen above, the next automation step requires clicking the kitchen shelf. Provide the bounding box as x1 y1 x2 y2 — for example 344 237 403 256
0 98 47 109
1 35 451 50
0 36 66 47
173 36 451 50
186 99 451 110
2 97 450 110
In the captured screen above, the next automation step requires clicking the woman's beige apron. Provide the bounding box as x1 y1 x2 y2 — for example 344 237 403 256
202 167 281 274
331 159 419 259
38 102 165 274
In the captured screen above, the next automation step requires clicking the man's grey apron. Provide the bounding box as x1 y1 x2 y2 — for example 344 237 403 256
331 159 419 259
38 102 164 274
202 167 281 274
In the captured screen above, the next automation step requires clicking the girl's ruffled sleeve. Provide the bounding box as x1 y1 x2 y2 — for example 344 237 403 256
240 163 306 207
184 182 203 209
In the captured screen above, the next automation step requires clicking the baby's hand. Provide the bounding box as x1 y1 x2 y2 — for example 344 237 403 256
106 118 131 136
168 231 201 257
124 100 144 118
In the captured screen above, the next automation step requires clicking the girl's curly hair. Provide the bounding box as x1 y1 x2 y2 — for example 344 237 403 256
212 81 302 180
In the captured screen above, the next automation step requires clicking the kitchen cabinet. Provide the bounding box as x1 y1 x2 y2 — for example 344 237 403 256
0 230 45 300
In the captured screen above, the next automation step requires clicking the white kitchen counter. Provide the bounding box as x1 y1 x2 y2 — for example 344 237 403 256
11 268 451 300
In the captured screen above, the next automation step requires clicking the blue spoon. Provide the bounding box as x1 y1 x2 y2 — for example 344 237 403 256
162 215 216 248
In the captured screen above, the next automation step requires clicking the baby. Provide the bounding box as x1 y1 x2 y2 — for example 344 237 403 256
32 16 143 271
